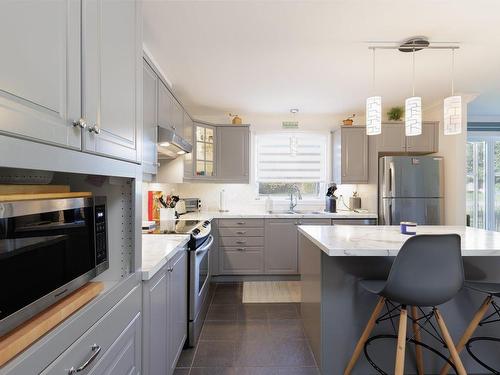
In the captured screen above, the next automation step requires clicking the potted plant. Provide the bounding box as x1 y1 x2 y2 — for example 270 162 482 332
387 106 404 121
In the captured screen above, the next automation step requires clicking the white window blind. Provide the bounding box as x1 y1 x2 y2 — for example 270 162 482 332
255 133 327 183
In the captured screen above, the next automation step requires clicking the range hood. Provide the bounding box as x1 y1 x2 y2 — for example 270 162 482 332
157 126 193 159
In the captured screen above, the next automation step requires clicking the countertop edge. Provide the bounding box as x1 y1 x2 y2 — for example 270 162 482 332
141 236 190 281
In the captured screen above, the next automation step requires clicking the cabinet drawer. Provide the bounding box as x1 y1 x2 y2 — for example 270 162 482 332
219 236 264 247
218 227 264 237
218 219 264 228
42 285 141 375
220 247 264 274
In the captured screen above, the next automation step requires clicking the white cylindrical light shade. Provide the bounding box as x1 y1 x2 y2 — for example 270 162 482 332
444 95 462 135
405 96 422 136
366 96 382 135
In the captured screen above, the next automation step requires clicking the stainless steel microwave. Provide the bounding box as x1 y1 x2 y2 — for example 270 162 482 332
0 196 108 336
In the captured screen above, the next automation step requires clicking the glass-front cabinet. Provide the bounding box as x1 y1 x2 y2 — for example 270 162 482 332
195 123 215 177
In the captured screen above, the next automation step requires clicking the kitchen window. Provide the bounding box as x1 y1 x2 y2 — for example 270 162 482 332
467 133 500 231
255 133 327 197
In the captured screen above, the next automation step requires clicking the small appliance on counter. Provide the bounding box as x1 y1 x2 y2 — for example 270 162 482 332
183 198 202 212
325 183 338 213
349 191 362 210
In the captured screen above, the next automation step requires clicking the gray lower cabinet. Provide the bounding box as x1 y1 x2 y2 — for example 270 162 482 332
332 126 369 184
41 284 142 375
142 60 158 175
142 250 187 375
264 219 299 274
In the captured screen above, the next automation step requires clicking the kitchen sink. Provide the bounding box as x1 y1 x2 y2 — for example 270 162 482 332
268 210 324 215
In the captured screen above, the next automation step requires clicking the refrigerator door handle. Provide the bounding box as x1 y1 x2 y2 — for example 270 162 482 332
389 202 393 225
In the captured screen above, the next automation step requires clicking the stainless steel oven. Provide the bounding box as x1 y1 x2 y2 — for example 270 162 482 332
0 196 108 336
188 229 213 346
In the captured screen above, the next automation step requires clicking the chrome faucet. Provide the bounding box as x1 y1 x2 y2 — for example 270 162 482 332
289 184 302 211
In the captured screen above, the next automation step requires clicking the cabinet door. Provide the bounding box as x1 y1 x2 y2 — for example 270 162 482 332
376 123 406 152
183 113 194 179
88 314 141 375
82 0 141 162
194 123 216 178
158 82 173 130
341 127 368 183
171 99 184 134
264 219 299 274
143 61 158 174
406 122 438 153
168 251 188 373
145 272 168 375
216 126 250 182
220 247 264 274
0 0 81 149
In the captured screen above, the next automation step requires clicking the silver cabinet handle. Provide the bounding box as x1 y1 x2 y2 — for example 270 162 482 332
237 248 246 251
88 125 101 134
236 240 246 244
236 231 246 235
237 221 246 225
72 118 87 129
67 344 101 374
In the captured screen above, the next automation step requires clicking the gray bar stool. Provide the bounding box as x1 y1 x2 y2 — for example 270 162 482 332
344 234 467 375
440 281 500 375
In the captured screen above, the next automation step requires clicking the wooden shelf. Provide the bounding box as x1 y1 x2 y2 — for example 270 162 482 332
0 191 92 203
0 282 104 366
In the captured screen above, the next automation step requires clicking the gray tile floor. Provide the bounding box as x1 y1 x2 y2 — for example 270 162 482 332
174 283 319 375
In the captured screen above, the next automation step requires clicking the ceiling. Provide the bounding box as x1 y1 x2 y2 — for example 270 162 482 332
143 0 500 118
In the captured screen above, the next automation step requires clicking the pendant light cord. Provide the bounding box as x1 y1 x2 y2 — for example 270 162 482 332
451 48 455 95
412 48 416 97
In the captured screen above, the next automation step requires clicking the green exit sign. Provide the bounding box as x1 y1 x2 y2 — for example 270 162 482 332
282 121 299 129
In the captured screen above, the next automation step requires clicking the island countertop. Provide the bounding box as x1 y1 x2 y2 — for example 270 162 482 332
298 225 500 256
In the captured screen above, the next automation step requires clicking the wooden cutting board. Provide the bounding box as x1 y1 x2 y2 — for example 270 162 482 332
0 282 104 367
0 192 92 203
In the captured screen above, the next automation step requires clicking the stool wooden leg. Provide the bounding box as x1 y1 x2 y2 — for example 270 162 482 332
395 306 408 375
411 306 425 375
439 295 492 375
344 297 386 375
435 308 467 375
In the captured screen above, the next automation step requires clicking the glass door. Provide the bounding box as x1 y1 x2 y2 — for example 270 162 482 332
466 141 486 228
195 124 215 177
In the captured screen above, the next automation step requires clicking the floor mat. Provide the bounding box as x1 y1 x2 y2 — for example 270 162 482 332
242 281 301 303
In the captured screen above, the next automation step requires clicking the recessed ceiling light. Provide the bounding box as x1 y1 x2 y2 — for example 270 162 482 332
177 150 186 155
290 108 299 114
159 142 170 147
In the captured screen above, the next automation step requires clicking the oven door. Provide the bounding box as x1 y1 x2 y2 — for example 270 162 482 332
189 234 214 321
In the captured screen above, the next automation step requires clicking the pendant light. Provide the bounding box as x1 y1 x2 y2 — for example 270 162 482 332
366 49 382 135
405 47 422 136
443 49 462 135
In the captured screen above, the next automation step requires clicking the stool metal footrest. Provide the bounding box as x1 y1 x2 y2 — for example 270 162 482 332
364 334 458 375
466 336 500 375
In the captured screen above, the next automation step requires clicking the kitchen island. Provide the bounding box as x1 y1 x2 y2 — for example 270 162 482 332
298 225 500 374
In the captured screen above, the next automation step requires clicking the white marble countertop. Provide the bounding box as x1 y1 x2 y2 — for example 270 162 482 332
181 210 378 220
141 234 190 280
298 225 500 256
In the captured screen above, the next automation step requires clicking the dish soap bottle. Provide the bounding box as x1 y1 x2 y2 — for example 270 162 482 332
265 195 273 213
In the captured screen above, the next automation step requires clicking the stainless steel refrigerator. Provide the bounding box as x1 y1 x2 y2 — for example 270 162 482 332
378 156 444 225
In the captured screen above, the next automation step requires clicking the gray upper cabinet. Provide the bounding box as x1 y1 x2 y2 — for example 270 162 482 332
158 82 184 134
0 0 82 149
332 126 368 184
187 123 250 183
183 113 194 179
142 61 158 174
406 122 439 153
376 122 439 154
264 219 299 274
216 126 250 183
375 123 407 152
82 0 142 162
